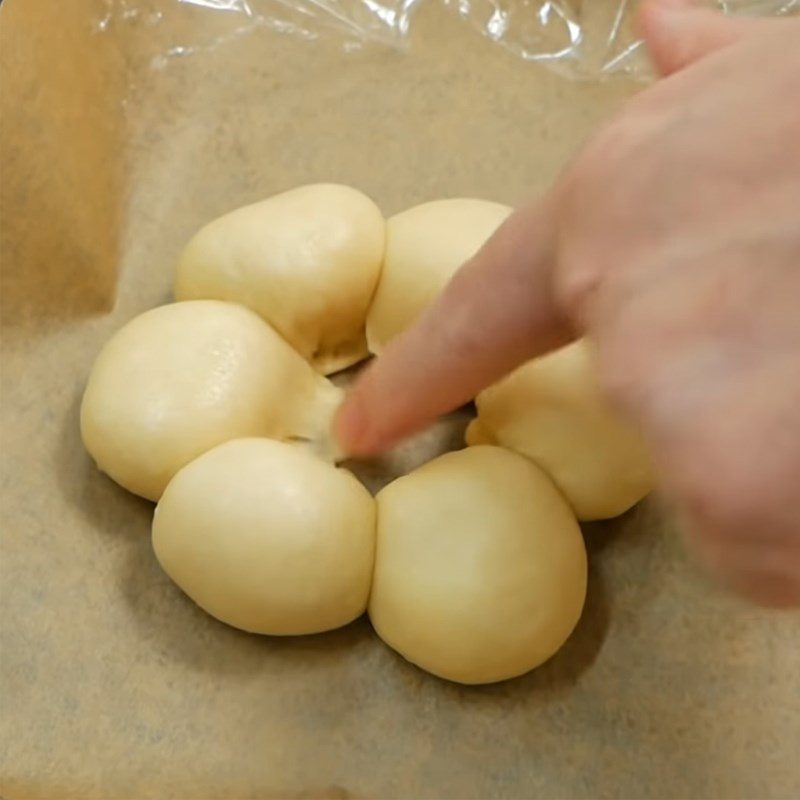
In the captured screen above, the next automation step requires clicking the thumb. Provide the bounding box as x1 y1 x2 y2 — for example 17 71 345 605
638 0 776 76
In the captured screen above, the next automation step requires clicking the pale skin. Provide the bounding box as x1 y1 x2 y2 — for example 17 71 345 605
337 0 800 607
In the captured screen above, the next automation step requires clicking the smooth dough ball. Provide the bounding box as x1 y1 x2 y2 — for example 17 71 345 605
369 445 586 685
366 198 511 354
470 340 654 521
174 184 385 374
152 438 376 635
80 300 342 501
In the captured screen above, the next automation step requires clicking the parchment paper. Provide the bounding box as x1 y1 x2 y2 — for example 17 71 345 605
1 0 799 797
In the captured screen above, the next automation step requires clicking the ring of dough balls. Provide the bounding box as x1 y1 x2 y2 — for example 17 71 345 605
80 184 653 685
369 446 587 684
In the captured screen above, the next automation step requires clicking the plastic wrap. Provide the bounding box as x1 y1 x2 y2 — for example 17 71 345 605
95 0 419 67
97 0 798 78
455 0 799 78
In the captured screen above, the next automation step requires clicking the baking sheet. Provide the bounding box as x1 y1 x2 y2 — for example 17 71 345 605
2 0 799 797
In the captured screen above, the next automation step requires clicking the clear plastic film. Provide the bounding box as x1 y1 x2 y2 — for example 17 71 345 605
94 0 419 67
96 0 797 79
448 0 798 77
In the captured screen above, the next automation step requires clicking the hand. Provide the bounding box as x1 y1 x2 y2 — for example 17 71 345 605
336 1 800 607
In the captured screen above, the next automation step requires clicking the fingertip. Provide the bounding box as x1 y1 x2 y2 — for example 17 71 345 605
636 0 687 43
638 0 745 76
638 0 698 76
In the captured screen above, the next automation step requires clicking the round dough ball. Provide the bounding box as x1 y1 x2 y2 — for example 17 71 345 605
80 300 342 501
366 198 511 354
153 438 376 635
369 445 586 685
471 340 654 521
174 184 386 374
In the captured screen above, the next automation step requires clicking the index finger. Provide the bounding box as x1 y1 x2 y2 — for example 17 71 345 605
336 199 574 456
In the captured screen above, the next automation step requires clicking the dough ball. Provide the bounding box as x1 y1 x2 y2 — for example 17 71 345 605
472 340 654 521
366 198 511 353
174 184 385 374
152 438 376 635
369 445 586 684
80 300 342 501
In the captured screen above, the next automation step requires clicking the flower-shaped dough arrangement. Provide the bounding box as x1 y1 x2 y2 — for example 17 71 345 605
81 184 653 685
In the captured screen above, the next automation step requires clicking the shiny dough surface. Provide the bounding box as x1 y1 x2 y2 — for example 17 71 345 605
471 341 654 520
369 445 587 684
80 300 341 501
153 438 376 635
175 184 385 375
366 198 511 353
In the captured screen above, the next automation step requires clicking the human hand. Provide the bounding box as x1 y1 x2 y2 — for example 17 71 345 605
337 1 800 607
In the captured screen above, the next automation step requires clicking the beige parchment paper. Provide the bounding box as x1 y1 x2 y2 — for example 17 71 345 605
1 0 799 797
